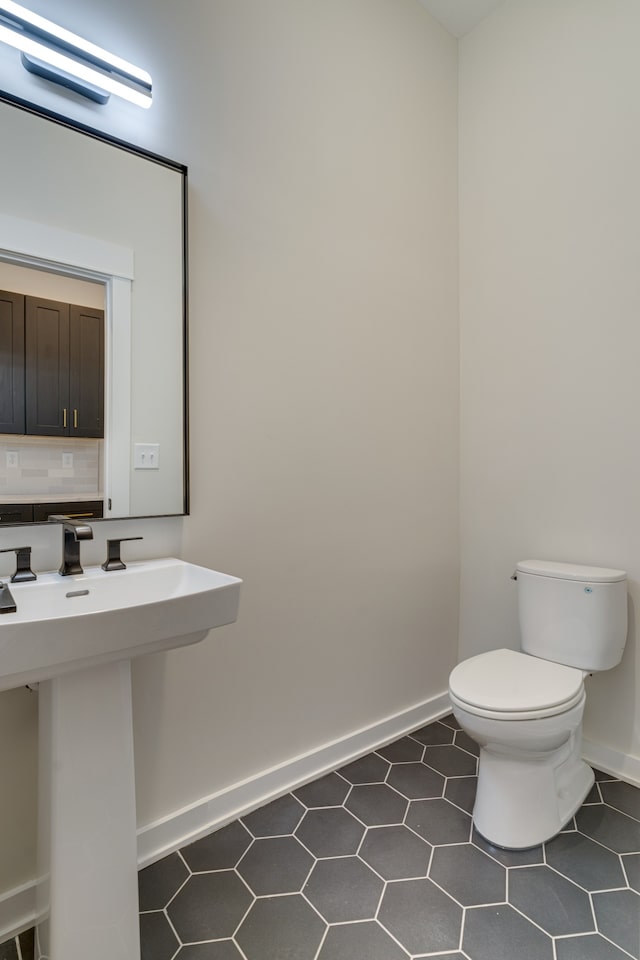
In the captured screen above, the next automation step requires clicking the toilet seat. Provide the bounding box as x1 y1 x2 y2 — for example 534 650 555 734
449 648 585 721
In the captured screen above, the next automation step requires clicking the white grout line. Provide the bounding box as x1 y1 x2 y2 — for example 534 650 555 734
508 898 576 941
311 923 329 960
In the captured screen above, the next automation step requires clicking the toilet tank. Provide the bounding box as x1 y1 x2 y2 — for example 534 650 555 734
516 560 628 671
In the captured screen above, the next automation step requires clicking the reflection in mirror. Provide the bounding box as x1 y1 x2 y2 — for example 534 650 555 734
1 263 106 521
0 96 188 524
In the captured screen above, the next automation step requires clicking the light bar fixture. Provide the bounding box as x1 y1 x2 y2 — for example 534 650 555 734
0 0 152 108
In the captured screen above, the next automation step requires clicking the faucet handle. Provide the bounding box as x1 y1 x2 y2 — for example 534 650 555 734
0 546 37 582
101 537 143 572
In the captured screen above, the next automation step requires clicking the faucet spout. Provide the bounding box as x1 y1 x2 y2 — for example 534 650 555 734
0 581 17 614
48 515 94 576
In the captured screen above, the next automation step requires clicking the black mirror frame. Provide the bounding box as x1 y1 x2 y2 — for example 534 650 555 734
0 89 189 524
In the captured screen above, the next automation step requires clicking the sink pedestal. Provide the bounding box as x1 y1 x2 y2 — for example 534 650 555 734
37 661 140 960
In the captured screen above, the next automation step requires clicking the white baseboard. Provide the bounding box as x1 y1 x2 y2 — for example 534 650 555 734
136 691 452 868
0 878 40 942
583 738 640 788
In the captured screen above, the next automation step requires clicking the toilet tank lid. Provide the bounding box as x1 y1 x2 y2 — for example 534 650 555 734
516 560 626 583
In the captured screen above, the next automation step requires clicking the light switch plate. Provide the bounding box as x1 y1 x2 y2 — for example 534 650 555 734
134 443 160 469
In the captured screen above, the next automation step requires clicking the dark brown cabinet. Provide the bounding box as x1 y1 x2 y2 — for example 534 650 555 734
0 291 104 438
0 500 104 525
25 296 104 438
32 500 104 522
0 503 34 524
0 291 25 434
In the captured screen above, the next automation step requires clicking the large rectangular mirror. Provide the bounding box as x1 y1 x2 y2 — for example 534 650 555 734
0 94 188 523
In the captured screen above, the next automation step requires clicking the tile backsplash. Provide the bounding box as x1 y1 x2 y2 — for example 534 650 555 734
0 436 102 498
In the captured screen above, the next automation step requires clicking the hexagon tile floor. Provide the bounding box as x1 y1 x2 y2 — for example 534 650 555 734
3 715 639 960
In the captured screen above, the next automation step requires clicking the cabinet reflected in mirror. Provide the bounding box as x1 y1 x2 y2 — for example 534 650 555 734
1 264 106 523
0 95 188 523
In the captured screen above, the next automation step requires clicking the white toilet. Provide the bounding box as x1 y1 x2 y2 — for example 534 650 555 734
448 559 628 850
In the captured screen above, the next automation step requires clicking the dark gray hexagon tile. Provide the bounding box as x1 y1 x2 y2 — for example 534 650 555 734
576 804 640 854
472 828 544 866
317 921 407 960
386 762 444 800
599 780 640 822
406 798 472 845
416 955 465 960
584 782 602 804
0 938 18 960
139 852 189 911
140 911 179 960
236 894 325 960
623 853 640 893
241 794 305 837
378 878 462 955
293 773 350 808
237 836 313 895
376 736 424 763
359 824 431 880
18 929 34 960
423 744 477 777
345 783 407 826
295 806 364 857
562 817 578 833
430 843 506 906
176 943 244 960
593 769 618 782
440 713 462 729
509 865 594 936
181 820 252 872
304 856 384 923
167 871 253 943
454 729 480 756
445 776 477 814
545 831 626 891
556 934 634 960
410 720 455 746
592 889 640 959
338 753 390 784
463 904 553 960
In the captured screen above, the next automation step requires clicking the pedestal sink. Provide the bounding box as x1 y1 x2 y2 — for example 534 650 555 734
0 558 242 960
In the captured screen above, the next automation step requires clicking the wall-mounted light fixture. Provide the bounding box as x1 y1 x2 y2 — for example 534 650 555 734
0 0 152 107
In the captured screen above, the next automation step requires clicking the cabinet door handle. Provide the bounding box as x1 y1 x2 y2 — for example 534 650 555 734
73 409 78 429
63 408 67 428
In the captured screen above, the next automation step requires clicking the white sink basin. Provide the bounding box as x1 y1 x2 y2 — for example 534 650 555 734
0 557 241 691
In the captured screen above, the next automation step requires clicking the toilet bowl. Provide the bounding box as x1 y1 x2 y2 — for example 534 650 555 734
448 560 628 850
449 648 592 849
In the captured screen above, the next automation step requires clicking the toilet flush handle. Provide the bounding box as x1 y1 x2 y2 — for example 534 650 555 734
510 571 518 580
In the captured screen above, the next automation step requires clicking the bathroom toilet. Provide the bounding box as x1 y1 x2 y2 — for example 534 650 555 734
448 560 627 850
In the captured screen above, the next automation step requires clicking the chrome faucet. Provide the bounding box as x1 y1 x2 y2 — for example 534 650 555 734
48 515 94 576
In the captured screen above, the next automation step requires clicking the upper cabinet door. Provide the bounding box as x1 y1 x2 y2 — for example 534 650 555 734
0 290 25 434
25 296 71 437
69 305 104 438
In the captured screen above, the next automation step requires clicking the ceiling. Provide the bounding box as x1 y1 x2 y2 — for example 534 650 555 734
418 0 506 37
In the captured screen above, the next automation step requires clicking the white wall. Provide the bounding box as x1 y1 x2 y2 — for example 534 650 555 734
0 0 459 898
459 0 640 771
